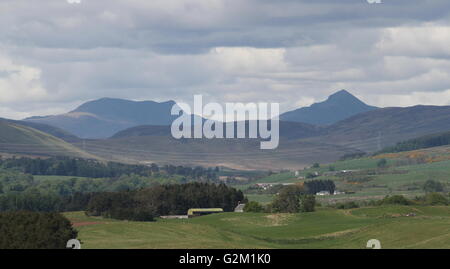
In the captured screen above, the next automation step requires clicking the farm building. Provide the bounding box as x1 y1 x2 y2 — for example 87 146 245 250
160 215 189 219
316 191 331 196
255 182 295 190
234 203 245 213
187 208 224 218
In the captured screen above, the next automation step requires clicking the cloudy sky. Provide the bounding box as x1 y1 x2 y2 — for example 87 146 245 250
1 0 450 119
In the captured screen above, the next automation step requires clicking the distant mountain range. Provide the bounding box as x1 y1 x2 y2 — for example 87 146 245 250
24 98 182 139
2 90 450 169
23 90 377 139
81 105 450 169
280 90 377 125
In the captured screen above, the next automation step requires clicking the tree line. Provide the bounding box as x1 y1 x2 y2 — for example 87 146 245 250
0 156 219 181
0 168 180 197
86 183 245 221
378 131 450 154
0 182 245 222
304 180 335 194
0 192 94 212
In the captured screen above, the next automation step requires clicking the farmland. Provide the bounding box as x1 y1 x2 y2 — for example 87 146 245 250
238 145 450 205
33 145 450 249
66 205 450 249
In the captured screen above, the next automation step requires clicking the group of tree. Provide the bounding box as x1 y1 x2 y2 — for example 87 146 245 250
86 182 245 221
271 185 316 213
304 180 335 195
0 180 245 220
377 158 388 168
0 156 219 181
376 193 449 206
0 211 77 249
0 192 95 212
0 168 180 197
378 131 450 154
339 152 366 161
244 185 316 214
423 180 445 193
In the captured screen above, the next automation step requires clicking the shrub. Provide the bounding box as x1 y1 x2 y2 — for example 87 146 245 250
423 180 444 193
299 195 316 212
424 192 448 205
377 158 388 168
378 195 411 206
335 201 359 209
243 201 265 213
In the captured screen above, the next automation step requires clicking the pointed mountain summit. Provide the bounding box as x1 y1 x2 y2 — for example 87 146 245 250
280 90 377 125
24 98 182 139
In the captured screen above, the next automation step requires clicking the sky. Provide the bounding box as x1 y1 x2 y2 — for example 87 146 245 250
1 0 450 119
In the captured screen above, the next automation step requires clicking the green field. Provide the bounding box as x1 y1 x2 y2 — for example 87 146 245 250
240 145 450 204
65 205 450 249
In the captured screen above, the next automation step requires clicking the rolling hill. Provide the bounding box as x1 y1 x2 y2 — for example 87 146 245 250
111 120 323 140
82 105 450 170
0 120 96 159
308 105 450 153
1 119 80 142
280 90 377 125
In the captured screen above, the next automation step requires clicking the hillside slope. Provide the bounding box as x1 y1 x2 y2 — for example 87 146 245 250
0 120 96 159
111 120 323 140
93 105 450 169
2 119 80 142
77 135 360 170
313 105 450 152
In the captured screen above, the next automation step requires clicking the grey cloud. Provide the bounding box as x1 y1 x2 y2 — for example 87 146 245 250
1 0 450 119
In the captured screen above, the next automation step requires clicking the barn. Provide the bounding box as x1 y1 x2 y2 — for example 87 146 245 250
187 208 224 218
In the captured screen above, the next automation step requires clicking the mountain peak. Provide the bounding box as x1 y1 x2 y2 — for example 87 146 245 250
280 90 377 125
328 89 352 98
25 97 181 138
323 89 367 106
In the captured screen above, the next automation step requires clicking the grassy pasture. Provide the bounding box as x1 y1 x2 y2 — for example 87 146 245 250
65 205 450 249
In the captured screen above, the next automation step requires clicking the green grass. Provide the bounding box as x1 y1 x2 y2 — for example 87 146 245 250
242 145 450 204
65 205 450 249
